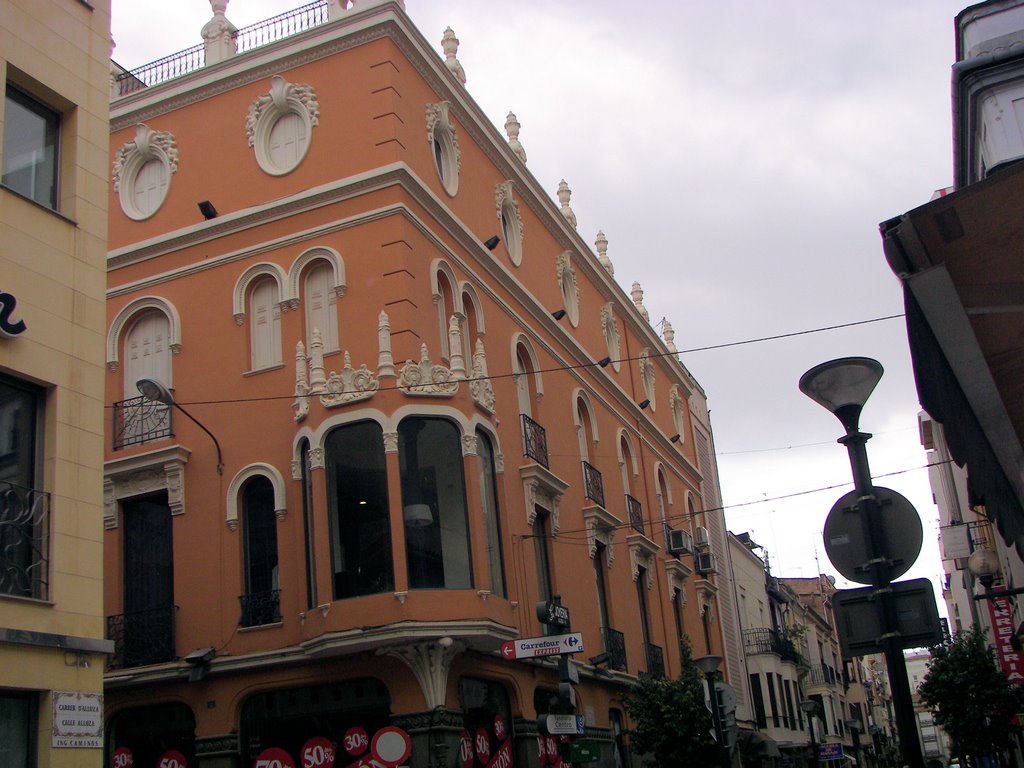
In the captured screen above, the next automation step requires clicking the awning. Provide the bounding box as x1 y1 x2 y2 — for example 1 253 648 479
738 731 782 758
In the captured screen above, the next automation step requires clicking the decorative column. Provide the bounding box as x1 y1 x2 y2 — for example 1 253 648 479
595 231 613 276
378 310 396 378
505 112 527 163
557 180 577 229
201 0 237 65
308 328 327 393
441 27 466 84
447 317 466 379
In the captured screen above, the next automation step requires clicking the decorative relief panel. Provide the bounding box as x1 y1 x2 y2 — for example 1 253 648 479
601 303 621 372
495 181 524 266
583 505 620 567
556 251 580 327
104 446 191 528
398 344 458 397
470 338 496 414
627 533 659 589
639 349 656 411
426 101 461 196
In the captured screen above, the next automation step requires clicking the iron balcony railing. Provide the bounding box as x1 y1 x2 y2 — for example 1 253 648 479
645 643 665 678
0 480 50 600
112 395 172 449
742 627 803 665
113 0 328 96
521 413 549 468
107 605 177 670
239 589 281 627
582 461 605 507
806 663 840 688
625 494 644 535
601 626 628 672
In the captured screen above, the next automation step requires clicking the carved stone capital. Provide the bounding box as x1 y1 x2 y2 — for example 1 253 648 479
380 639 465 710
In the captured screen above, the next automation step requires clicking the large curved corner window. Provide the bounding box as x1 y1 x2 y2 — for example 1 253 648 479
247 75 319 176
399 417 472 590
240 476 280 627
112 124 178 220
477 430 505 598
426 101 460 196
325 421 393 599
495 181 523 266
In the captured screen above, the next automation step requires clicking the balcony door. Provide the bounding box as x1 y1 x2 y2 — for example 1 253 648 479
121 312 171 443
123 493 174 666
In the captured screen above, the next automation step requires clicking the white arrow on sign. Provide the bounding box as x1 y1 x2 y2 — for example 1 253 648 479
500 633 584 660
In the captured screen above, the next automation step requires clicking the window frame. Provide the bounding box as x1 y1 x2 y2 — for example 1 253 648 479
2 81 60 211
0 691 38 767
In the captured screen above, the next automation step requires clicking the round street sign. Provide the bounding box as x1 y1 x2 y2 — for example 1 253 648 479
823 486 923 584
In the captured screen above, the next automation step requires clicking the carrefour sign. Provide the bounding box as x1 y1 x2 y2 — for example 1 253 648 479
0 291 27 338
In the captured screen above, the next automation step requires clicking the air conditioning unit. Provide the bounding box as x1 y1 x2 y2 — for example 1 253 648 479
695 551 718 575
667 528 693 555
695 526 710 549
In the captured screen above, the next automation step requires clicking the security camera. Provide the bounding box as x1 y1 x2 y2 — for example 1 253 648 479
184 647 215 666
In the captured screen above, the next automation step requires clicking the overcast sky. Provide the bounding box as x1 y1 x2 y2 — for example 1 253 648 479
111 0 970 609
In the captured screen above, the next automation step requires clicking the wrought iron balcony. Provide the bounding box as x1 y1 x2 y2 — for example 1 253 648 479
806 663 840 688
601 626 628 672
582 461 605 507
113 0 329 96
521 413 549 468
645 643 665 678
0 480 50 600
239 589 281 627
112 395 173 449
625 494 644 535
107 605 177 670
742 627 803 665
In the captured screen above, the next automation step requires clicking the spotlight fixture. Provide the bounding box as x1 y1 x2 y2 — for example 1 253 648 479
670 434 681 443
198 200 218 219
597 357 611 368
638 399 650 410
552 309 567 321
484 235 500 250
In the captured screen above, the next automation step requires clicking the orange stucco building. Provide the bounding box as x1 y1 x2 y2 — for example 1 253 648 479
102 2 730 766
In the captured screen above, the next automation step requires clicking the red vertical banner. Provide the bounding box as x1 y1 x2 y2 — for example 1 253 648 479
987 596 1024 683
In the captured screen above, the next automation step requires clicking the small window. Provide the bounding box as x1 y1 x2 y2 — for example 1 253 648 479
3 83 59 209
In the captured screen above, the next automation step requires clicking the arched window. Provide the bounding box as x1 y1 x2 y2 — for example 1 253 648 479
461 286 482 364
249 277 282 371
514 344 534 418
304 262 339 354
656 467 671 547
120 311 172 445
325 421 392 599
477 429 505 598
240 476 280 627
436 268 456 360
399 417 472 590
299 439 316 610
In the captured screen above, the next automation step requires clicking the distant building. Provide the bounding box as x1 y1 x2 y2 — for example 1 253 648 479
0 0 113 766
101 2 735 767
906 649 952 765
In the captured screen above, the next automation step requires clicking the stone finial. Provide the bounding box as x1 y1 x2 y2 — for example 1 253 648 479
557 180 577 229
505 112 527 163
631 282 650 322
441 27 466 84
663 320 678 353
202 0 238 65
595 231 613 276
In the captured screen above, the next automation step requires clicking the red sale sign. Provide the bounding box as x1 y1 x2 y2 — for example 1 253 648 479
159 751 187 768
988 596 1024 682
112 747 133 768
254 747 296 768
301 737 336 768
342 728 369 757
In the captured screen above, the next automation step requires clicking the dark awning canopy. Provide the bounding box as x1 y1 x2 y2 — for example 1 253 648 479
881 161 1024 555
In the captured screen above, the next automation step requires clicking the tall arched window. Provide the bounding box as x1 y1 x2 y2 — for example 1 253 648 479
240 476 280 626
461 287 481 364
249 277 282 371
476 430 505 598
514 344 537 418
304 262 339 354
325 421 392 598
435 269 456 360
121 311 172 445
399 417 472 589
656 467 671 546
299 439 316 610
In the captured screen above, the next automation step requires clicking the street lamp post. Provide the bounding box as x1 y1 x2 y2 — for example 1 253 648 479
695 654 730 768
137 377 224 474
800 700 819 768
799 358 924 768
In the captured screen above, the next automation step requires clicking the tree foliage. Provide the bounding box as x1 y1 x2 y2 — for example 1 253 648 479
918 626 1023 759
622 639 718 765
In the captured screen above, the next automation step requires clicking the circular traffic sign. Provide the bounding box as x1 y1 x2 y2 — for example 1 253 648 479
823 486 923 584
371 727 411 767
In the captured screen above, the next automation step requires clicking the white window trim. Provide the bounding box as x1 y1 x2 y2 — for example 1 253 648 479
246 75 320 176
112 123 178 220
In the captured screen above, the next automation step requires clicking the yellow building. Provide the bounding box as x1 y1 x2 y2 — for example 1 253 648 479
0 1 112 766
